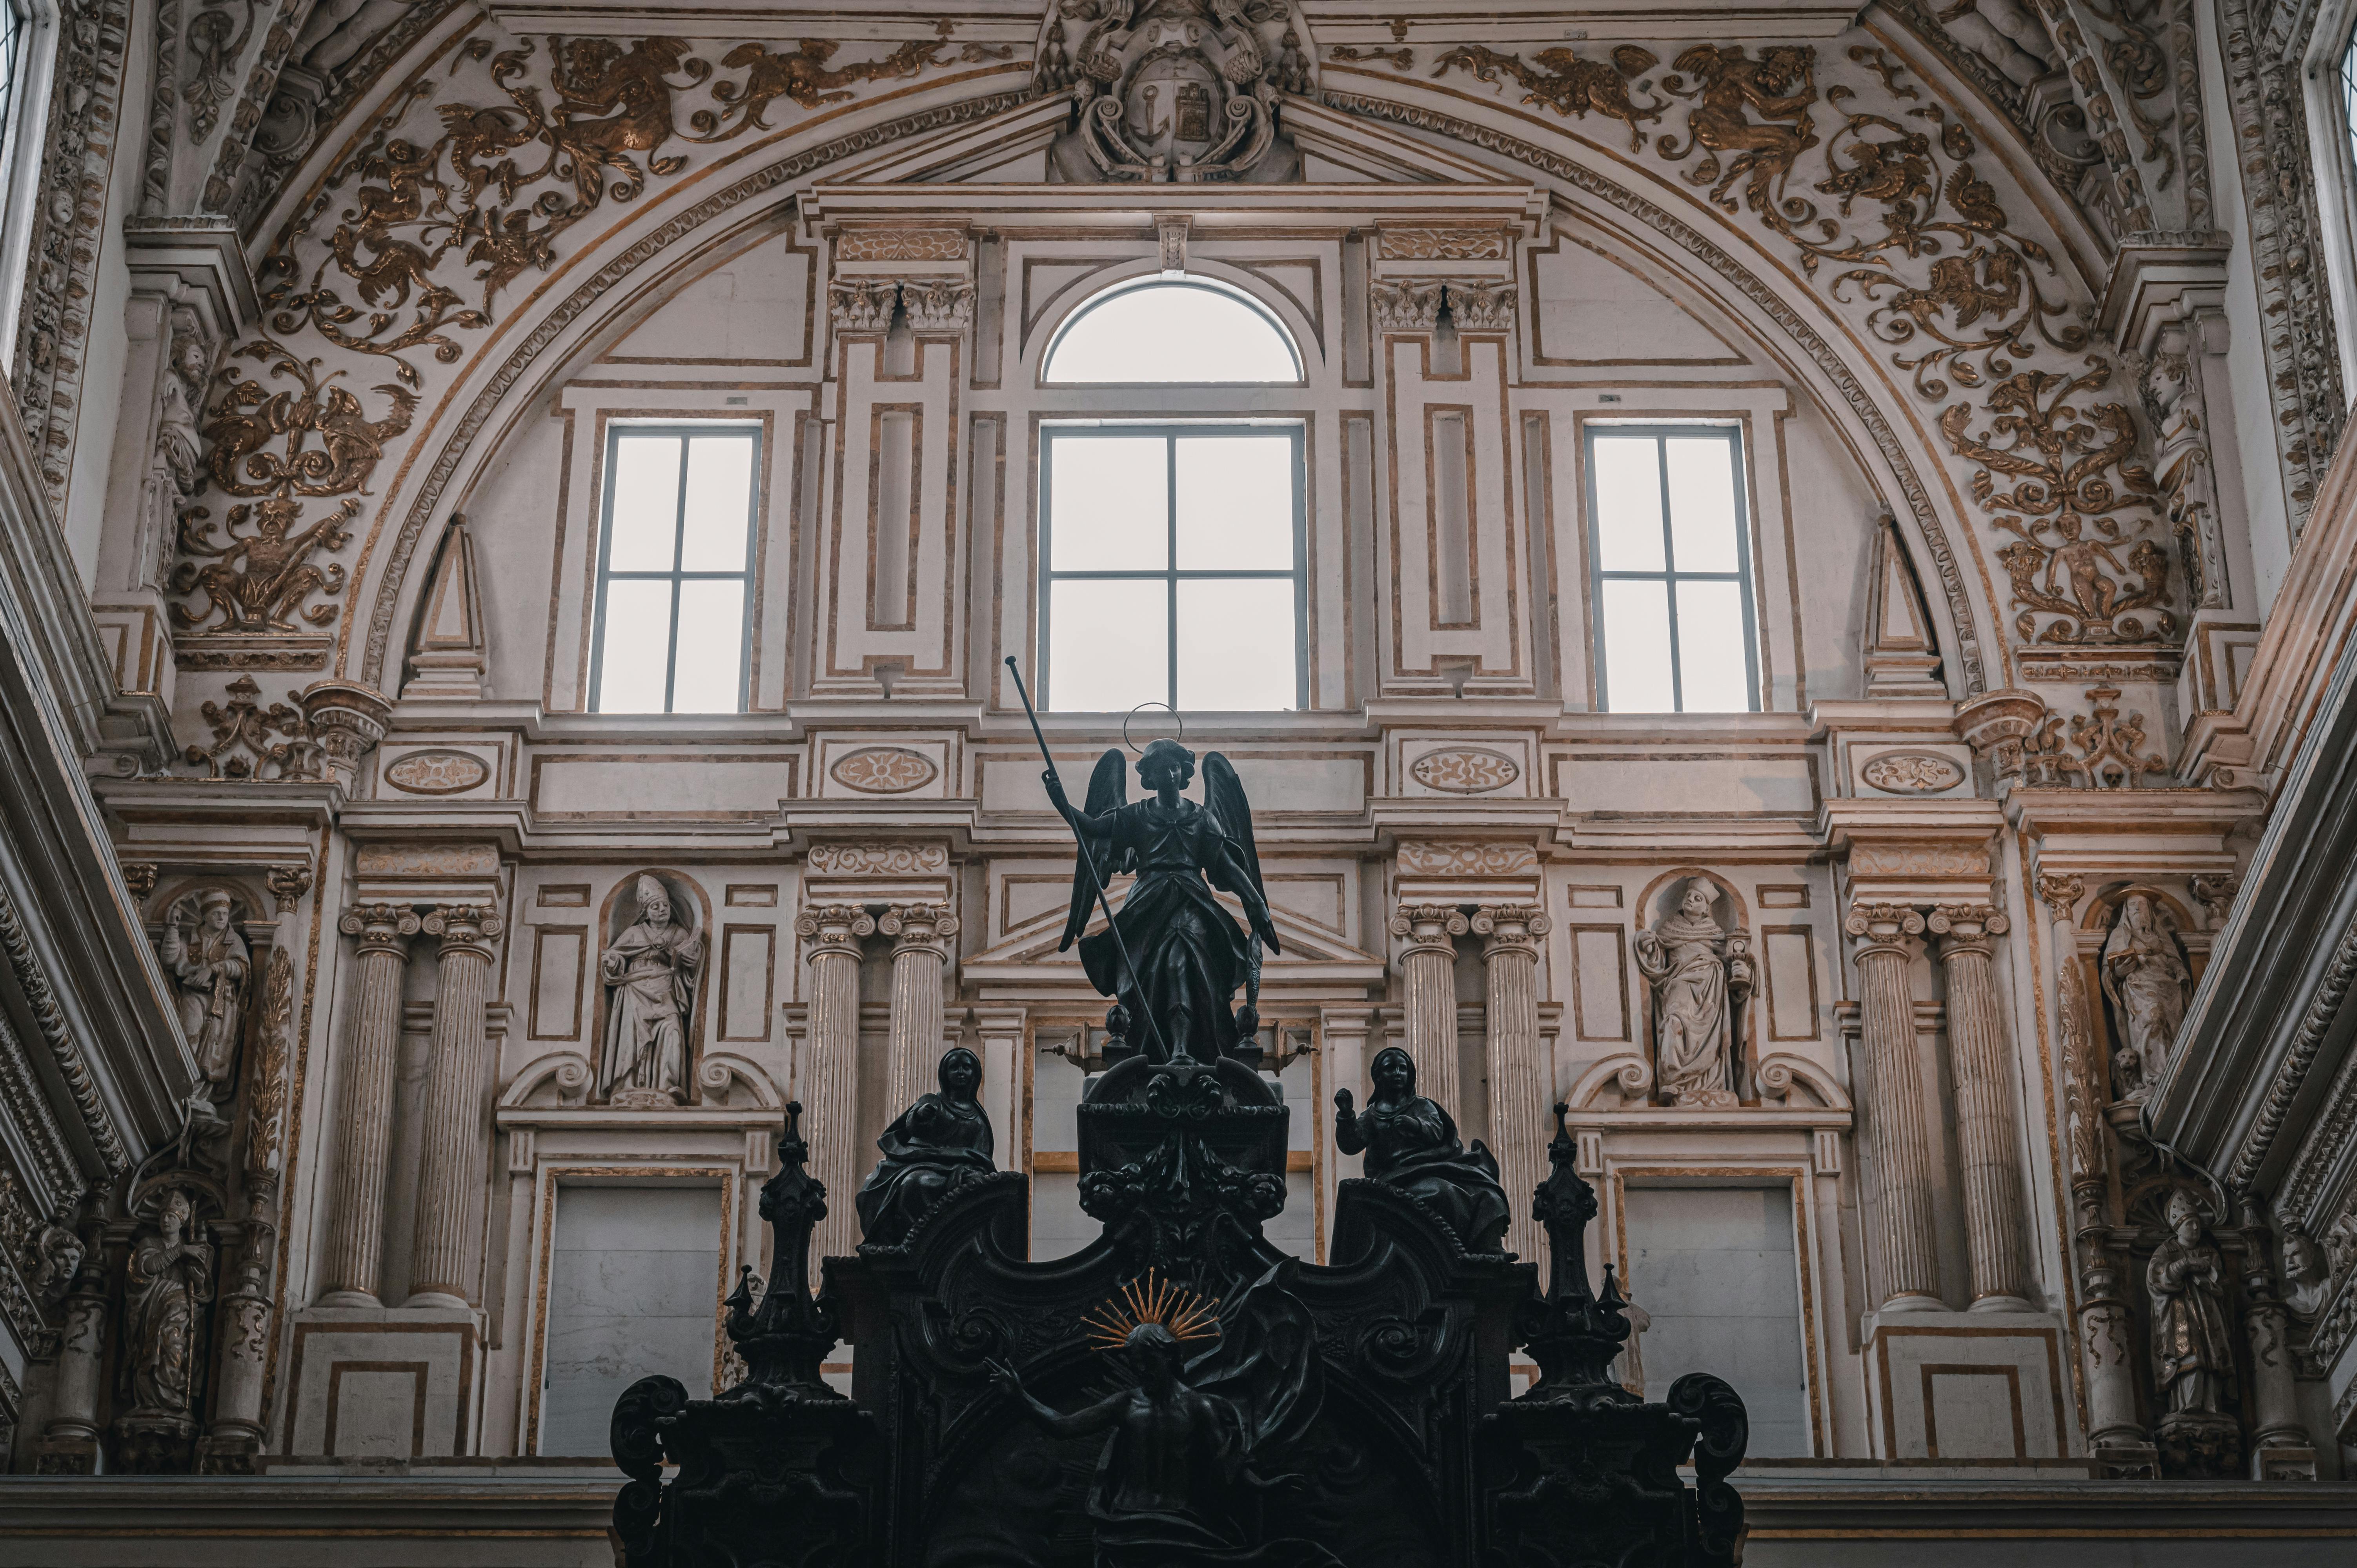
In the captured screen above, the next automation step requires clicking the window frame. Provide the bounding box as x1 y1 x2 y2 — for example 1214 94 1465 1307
1036 422 1309 713
1583 422 1760 715
587 421 761 715
1041 277 1305 385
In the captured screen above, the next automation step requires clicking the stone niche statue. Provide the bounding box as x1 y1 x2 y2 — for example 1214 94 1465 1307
1633 880 1751 1108
2101 893 2191 1102
115 1186 216 1470
598 873 705 1108
2147 1189 2234 1420
158 889 252 1090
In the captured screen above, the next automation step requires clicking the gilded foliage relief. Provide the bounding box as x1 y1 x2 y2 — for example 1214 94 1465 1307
1427 38 2173 652
171 27 1011 668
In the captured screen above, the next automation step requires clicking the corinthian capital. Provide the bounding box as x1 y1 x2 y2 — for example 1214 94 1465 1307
2034 872 2084 917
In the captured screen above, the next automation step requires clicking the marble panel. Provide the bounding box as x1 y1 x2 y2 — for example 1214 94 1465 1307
1624 1185 1809 1457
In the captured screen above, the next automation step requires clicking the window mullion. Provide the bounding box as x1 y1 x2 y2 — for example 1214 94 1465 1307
665 435 691 712
1656 436 1685 713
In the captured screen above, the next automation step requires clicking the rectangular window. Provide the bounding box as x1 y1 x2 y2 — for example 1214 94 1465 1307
1585 425 1758 713
1039 425 1305 713
590 425 758 714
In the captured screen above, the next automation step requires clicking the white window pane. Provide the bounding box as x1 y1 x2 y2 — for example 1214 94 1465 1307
596 579 675 713
671 580 747 713
1600 578 1675 713
679 436 754 572
1676 580 1753 712
1048 580 1168 711
1665 436 1740 573
1177 579 1295 711
1050 438 1168 571
609 436 681 571
1592 437 1665 572
1046 282 1300 383
1176 437 1294 570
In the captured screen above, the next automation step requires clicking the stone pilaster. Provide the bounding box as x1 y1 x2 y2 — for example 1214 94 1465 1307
795 903 874 1268
880 902 956 1119
1390 903 1467 1112
1473 904 1550 1264
1927 903 2032 1310
406 904 502 1307
318 904 419 1306
1844 902 1940 1309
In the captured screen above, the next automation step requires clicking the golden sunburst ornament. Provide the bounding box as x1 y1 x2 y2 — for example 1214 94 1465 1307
1085 1270 1221 1352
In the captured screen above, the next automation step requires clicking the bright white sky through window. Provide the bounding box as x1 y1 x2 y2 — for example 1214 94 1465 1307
1045 280 1301 382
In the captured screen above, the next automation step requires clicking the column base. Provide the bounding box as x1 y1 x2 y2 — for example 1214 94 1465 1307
1966 1294 2035 1314
196 1432 263 1474
312 1288 384 1308
2093 1441 2160 1479
31 1435 99 1474
1876 1292 1945 1313
399 1289 470 1310
2253 1442 2319 1481
285 1304 484 1458
1862 1308 2067 1460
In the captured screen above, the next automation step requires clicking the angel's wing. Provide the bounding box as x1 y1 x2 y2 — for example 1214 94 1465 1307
1200 753 1273 951
1057 748 1130 953
1186 1257 1322 1455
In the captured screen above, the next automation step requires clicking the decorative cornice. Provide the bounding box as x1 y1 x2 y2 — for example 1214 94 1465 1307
2226 913 2357 1191
0 886 129 1177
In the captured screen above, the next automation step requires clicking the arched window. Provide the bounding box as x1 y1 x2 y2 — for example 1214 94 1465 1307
1037 279 1306 714
1043 278 1301 383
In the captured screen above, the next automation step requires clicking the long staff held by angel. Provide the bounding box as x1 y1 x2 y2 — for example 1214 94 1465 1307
1045 737 1279 1065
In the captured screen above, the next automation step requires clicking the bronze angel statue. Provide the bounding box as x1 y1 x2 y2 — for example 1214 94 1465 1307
1043 738 1278 1065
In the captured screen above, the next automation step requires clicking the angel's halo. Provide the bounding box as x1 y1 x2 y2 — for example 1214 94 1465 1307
1121 701 1186 755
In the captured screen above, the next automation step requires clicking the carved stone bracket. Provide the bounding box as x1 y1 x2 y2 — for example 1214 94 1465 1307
827 276 975 333
1370 278 1517 333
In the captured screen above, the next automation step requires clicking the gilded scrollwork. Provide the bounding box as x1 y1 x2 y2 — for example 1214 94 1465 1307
1428 44 1664 149
181 675 323 780
689 39 1009 141
1944 362 2173 645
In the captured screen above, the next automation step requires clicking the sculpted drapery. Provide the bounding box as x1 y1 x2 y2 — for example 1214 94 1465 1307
1634 884 1746 1107
599 875 704 1104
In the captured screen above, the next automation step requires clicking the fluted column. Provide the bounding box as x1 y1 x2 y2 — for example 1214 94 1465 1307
1390 903 1468 1111
2037 872 2146 1455
1927 903 2031 1310
406 904 502 1307
880 903 957 1117
795 903 873 1270
1844 902 1940 1310
1474 904 1551 1263
318 904 420 1306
